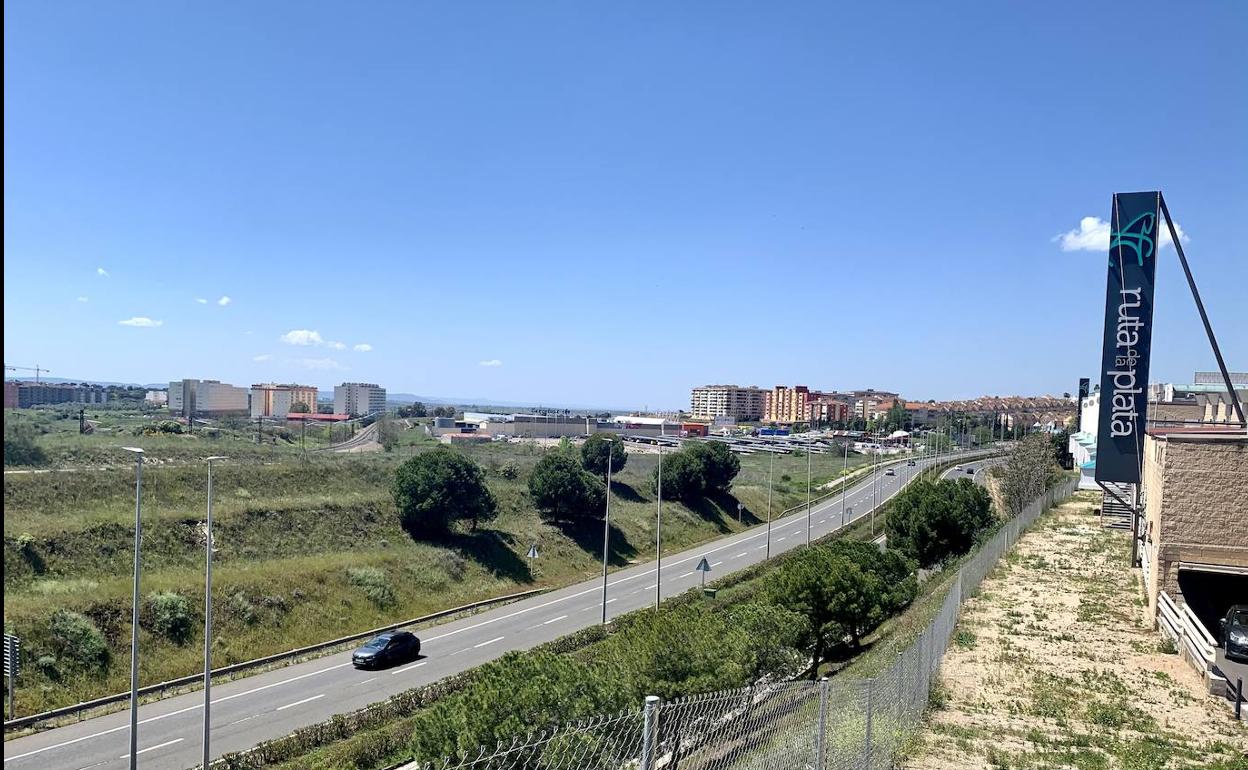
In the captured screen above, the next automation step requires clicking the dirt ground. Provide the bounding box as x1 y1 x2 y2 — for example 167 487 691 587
902 492 1248 770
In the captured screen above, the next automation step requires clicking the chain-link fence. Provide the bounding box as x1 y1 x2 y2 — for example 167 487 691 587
403 477 1078 770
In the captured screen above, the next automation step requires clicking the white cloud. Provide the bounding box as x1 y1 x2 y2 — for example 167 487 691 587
244 330 254 335
280 329 324 346
77 296 89 303
1055 215 1189 252
327 341 347 350
294 357 345 371
479 359 503 367
97 267 109 277
119 317 163 328
195 298 209 304
253 354 273 362
353 343 373 352
217 296 231 306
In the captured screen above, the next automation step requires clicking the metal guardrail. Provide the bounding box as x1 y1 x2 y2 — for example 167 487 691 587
1157 591 1216 670
3 587 546 732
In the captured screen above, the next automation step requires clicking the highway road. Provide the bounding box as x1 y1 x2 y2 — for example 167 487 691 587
3 450 993 770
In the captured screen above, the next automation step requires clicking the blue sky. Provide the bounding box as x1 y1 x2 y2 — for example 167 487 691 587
4 1 1246 409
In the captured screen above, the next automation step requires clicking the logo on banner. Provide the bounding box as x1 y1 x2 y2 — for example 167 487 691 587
1109 212 1156 266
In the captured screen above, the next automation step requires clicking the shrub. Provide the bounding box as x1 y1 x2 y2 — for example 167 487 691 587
498 461 519 480
685 441 740 492
145 591 195 645
652 450 706 502
580 434 627 478
392 448 498 537
48 609 110 674
528 451 606 523
348 566 397 608
3 420 47 466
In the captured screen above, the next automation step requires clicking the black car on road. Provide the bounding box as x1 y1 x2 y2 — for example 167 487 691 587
1222 605 1248 661
352 630 421 669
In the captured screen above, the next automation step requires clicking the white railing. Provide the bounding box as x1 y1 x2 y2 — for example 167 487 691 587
1157 591 1216 670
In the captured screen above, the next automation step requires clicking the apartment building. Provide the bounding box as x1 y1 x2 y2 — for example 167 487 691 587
690 385 766 421
764 385 811 423
7 381 109 408
250 383 319 418
333 382 387 417
168 379 249 417
807 396 849 425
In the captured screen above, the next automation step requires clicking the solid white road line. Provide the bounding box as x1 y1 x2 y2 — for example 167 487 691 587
122 738 184 758
474 636 505 648
391 661 427 675
276 693 325 711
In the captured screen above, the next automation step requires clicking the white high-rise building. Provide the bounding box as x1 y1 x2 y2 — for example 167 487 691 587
168 379 249 417
333 382 387 417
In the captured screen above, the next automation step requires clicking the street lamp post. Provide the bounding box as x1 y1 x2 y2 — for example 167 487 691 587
600 452 613 625
202 456 227 770
765 450 774 558
120 447 144 770
654 443 663 611
839 439 849 529
805 447 813 545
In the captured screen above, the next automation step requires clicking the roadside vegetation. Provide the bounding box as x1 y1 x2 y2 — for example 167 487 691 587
3 412 879 714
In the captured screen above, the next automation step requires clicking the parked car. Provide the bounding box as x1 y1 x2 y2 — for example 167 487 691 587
1221 605 1248 661
352 631 421 669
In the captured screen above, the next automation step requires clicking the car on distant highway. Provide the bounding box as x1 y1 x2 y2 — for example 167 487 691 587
954 465 962 471
352 630 421 669
885 468 895 476
907 460 916 466
1221 605 1248 661
966 467 975 475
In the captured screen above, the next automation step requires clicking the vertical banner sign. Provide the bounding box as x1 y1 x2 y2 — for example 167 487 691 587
1095 192 1160 484
1076 378 1090 431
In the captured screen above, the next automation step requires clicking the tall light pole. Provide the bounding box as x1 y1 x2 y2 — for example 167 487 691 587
202 456 227 770
120 447 144 770
805 445 813 545
654 443 663 611
839 440 849 529
871 435 879 535
600 451 613 625
765 450 774 558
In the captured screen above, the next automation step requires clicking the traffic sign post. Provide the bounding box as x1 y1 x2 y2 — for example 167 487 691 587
696 557 711 588
526 543 539 576
4 633 19 721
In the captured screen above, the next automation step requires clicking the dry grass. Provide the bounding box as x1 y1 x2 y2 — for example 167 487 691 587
902 494 1248 770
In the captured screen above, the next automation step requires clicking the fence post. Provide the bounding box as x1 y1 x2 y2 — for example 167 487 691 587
1236 679 1243 721
641 695 660 770
815 677 829 770
863 677 874 769
896 653 904 727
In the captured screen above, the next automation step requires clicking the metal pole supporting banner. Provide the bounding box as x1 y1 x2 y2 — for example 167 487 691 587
127 451 144 770
1159 194 1246 428
806 448 813 545
766 451 774 558
641 695 660 770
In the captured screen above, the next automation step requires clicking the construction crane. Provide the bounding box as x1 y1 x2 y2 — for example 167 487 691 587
4 364 50 383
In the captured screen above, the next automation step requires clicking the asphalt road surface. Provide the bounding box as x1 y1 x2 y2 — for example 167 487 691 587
4 450 993 770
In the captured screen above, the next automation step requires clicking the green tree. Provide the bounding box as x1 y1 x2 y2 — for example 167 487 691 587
685 441 740 493
580 434 627 478
884 478 994 567
885 400 908 431
288 401 311 414
529 451 606 523
652 449 705 502
392 448 497 537
1001 432 1059 517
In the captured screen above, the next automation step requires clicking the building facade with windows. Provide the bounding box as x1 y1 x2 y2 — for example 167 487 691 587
689 385 766 421
8 381 109 408
168 379 249 417
333 382 387 417
763 385 810 424
250 383 318 418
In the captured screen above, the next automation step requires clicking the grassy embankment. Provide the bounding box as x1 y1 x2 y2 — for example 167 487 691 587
3 422 875 715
